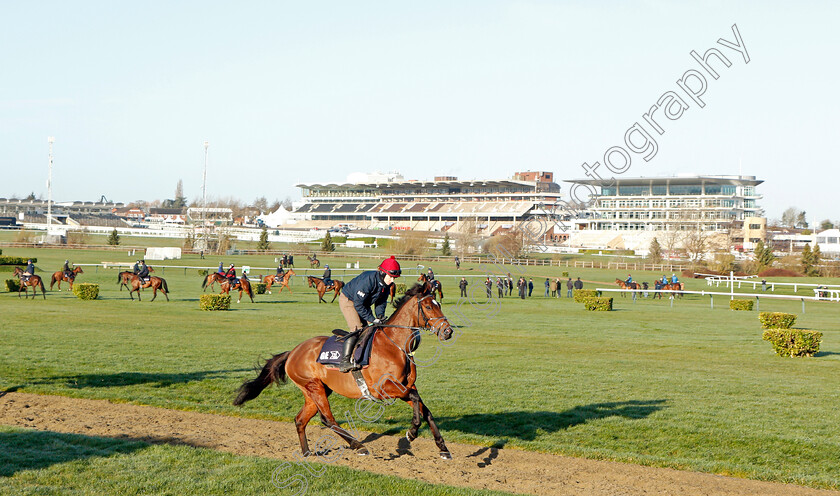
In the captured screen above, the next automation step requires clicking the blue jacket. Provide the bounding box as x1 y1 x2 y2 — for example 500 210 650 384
671 275 679 283
137 265 149 278
25 263 35 274
341 270 391 324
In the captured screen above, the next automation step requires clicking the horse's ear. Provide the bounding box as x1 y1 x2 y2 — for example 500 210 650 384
422 281 433 296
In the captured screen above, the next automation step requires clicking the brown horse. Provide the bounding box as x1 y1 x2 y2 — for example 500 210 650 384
202 272 226 292
307 255 320 268
234 283 454 459
262 269 296 294
658 281 684 298
307 276 344 303
418 274 443 300
119 267 154 291
220 275 254 303
50 267 84 291
13 267 46 299
615 278 639 297
123 274 170 301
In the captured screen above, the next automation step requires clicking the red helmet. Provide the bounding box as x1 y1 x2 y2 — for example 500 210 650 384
378 255 401 277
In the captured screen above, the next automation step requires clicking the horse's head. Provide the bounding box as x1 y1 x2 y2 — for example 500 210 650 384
13 267 23 276
76 267 84 274
392 283 453 341
416 294 453 341
417 274 426 282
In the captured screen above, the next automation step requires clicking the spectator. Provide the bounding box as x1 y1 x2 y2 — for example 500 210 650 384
761 279 767 292
549 278 557 297
519 277 526 299
566 277 573 298
574 277 583 291
485 277 493 298
642 281 649 298
555 278 562 298
455 256 460 270
459 277 468 297
496 277 504 298
507 273 513 296
528 278 533 297
544 278 550 297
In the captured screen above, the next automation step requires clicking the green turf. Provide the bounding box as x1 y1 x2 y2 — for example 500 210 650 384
1 245 839 489
0 426 512 496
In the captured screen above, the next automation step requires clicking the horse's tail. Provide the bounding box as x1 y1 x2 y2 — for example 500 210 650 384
201 274 208 289
162 278 170 293
233 351 290 406
117 273 123 285
50 273 57 286
246 279 254 299
39 278 46 295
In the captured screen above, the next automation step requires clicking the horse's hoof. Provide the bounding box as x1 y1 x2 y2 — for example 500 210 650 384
440 451 452 460
356 447 369 456
405 430 416 443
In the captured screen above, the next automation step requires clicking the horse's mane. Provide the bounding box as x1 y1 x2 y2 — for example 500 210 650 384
389 283 428 317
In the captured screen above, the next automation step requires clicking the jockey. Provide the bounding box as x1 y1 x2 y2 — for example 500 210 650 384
225 264 237 285
282 254 288 266
22 259 35 281
671 273 679 284
63 260 73 279
322 265 332 288
137 261 150 281
218 262 224 274
625 274 633 285
133 260 141 275
661 275 668 284
426 267 435 281
336 255 401 373
275 264 285 281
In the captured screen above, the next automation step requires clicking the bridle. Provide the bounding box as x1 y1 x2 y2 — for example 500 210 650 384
376 294 452 358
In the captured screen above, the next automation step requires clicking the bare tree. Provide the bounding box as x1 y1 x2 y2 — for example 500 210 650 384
456 218 479 256
781 207 800 228
683 224 708 266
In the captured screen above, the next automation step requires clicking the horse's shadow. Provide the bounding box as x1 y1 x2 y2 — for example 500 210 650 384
34 368 251 389
436 399 668 443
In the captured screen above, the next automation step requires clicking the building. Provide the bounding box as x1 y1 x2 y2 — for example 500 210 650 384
0 198 124 217
186 207 233 226
293 171 561 234
562 175 765 253
814 229 840 257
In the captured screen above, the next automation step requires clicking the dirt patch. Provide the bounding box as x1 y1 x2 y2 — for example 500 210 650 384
1 392 836 496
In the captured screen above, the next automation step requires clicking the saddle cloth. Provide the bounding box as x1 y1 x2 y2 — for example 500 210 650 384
316 328 376 368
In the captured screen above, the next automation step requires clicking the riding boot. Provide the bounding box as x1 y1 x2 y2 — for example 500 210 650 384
338 333 359 373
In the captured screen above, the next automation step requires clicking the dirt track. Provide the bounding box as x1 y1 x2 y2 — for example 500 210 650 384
1 392 837 496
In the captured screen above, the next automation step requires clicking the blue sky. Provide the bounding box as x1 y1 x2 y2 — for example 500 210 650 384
2 1 838 224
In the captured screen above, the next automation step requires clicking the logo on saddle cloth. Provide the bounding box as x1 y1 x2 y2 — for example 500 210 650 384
317 330 376 367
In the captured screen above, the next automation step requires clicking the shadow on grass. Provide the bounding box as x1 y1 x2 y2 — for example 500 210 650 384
0 428 146 477
34 368 251 389
436 399 667 443
814 351 840 357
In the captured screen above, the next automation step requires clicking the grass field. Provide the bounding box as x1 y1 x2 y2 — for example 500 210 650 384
1 245 839 490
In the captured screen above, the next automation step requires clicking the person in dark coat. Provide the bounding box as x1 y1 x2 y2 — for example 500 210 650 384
528 278 533 297
275 264 285 282
507 274 513 296
225 264 237 285
496 277 504 298
133 260 141 275
459 277 468 297
544 278 550 297
337 256 401 372
218 261 224 274
485 277 493 298
426 267 435 281
518 277 526 299
63 260 74 279
137 261 150 281
322 265 332 288
22 259 35 281
574 277 583 290
566 277 574 298
454 256 460 270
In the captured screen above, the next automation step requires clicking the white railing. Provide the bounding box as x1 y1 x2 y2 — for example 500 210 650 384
595 287 832 313
705 277 840 292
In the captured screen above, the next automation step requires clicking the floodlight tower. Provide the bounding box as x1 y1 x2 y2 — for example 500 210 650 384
47 137 55 234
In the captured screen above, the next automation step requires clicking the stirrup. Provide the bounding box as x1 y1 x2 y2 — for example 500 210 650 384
338 358 357 373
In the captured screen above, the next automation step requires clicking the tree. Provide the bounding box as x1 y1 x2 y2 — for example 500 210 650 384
253 197 269 214
441 233 451 256
281 197 293 210
754 240 775 268
256 226 270 250
781 207 799 228
107 229 121 246
683 224 708 266
173 180 187 208
801 244 817 276
820 219 834 231
321 231 335 252
648 237 663 264
795 211 808 229
812 244 822 275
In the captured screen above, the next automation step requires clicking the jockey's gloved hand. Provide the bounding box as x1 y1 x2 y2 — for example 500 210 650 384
372 318 382 325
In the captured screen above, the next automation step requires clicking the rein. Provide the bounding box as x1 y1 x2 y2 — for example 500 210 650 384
373 295 442 357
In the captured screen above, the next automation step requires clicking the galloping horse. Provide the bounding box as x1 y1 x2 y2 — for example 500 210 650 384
50 267 83 291
13 267 46 299
202 272 227 292
262 269 296 294
418 274 443 300
307 275 344 303
233 282 454 459
615 278 639 297
220 275 254 303
307 255 320 268
122 273 170 301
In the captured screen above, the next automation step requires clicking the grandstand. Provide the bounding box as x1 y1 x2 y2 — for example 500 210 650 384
293 171 561 235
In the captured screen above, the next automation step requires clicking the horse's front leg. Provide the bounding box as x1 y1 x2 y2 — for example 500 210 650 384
404 389 423 442
404 389 451 459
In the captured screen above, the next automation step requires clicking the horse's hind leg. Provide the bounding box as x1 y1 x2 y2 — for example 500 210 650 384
294 397 319 456
306 383 367 455
151 288 157 301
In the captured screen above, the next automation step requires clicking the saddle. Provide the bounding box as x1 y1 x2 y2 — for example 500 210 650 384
317 327 377 368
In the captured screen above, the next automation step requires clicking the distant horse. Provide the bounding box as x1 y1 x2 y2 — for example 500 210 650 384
661 281 684 298
307 255 320 268
123 273 170 301
50 267 84 291
262 269 296 295
233 282 454 459
615 278 639 297
202 272 227 292
307 276 344 303
418 274 443 300
118 267 154 291
13 267 46 299
220 275 254 303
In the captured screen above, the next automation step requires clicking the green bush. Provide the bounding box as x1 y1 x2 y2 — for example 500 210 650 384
583 297 613 311
729 299 754 311
197 269 209 276
758 312 797 329
395 283 407 295
255 283 267 295
762 329 822 357
573 289 599 303
72 283 100 300
561 271 569 277
200 294 230 311
5 279 20 292
0 256 37 265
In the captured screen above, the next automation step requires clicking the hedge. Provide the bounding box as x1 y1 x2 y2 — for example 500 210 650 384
583 297 613 311
573 289 599 303
5 279 20 292
0 256 37 265
729 299 754 311
200 294 231 311
197 269 209 276
758 312 797 329
255 283 267 295
561 271 569 278
395 283 407 295
762 329 822 357
72 283 100 300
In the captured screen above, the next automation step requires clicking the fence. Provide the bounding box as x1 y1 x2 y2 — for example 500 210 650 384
595 287 835 313
574 260 687 272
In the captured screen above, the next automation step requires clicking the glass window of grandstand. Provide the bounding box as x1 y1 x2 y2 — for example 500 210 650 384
704 184 723 195
749 223 762 229
743 186 756 196
601 186 617 196
668 184 702 195
651 184 667 195
618 185 649 196
651 199 666 208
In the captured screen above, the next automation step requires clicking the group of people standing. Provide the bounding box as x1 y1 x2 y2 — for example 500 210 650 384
547 277 584 298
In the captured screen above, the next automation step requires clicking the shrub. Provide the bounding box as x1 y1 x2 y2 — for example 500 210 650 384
583 297 613 311
758 312 797 329
395 283 407 295
762 329 822 357
573 289 599 303
729 299 754 311
5 279 20 292
197 269 209 276
72 283 100 300
255 283 267 295
561 271 569 277
200 294 230 311
0 256 38 265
